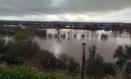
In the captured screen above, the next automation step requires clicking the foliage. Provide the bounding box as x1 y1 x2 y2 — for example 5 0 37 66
14 32 28 43
58 53 80 74
103 75 115 79
113 46 127 70
0 32 40 65
0 64 126 79
0 32 80 76
0 39 7 54
113 45 131 79
0 64 74 79
35 49 57 70
86 45 115 78
103 63 115 76
86 45 104 77
113 45 131 69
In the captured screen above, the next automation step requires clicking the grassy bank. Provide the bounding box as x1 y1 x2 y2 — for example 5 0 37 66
0 64 75 79
0 64 124 79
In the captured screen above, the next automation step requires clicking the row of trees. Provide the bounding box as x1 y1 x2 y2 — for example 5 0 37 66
85 45 131 79
113 46 131 79
85 45 115 78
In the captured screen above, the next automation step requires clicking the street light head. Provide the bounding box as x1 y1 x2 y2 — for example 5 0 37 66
82 43 86 46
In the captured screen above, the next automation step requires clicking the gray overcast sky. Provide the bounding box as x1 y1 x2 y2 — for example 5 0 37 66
0 0 131 22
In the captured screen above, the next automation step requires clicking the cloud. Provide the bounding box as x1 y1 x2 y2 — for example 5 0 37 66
0 0 131 15
0 0 131 21
1 8 131 22
50 0 65 7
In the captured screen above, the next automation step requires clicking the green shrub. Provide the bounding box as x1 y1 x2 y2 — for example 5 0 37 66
0 65 74 79
0 65 21 79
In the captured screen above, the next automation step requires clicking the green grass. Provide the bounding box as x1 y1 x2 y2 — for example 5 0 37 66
0 64 75 79
0 64 125 79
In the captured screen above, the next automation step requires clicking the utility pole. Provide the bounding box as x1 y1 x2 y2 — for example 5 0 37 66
81 43 86 79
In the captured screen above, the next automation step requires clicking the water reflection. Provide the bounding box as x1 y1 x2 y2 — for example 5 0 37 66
74 34 77 39
101 34 108 41
32 29 131 62
81 34 85 39
0 36 13 44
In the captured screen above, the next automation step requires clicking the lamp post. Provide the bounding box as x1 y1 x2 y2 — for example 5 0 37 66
81 43 86 79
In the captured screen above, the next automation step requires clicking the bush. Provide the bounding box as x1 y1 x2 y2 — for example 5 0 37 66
0 64 74 79
0 39 7 54
35 50 57 70
86 45 115 78
103 63 115 76
0 32 40 66
0 65 22 79
58 53 80 74
0 64 43 79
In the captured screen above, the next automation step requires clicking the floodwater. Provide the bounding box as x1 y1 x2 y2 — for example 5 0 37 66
1 29 131 62
33 29 131 62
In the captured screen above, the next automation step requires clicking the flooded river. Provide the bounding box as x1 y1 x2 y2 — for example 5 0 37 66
1 29 131 62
